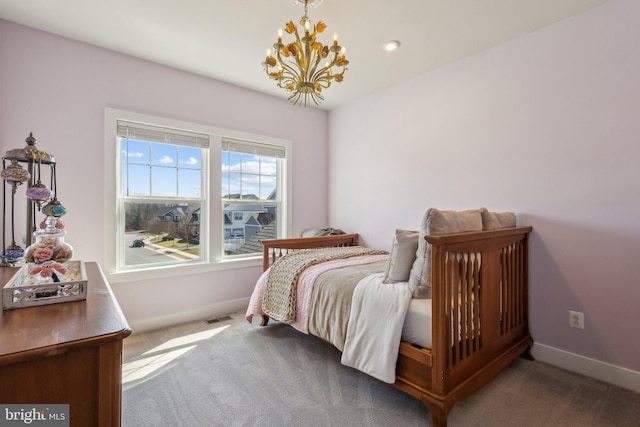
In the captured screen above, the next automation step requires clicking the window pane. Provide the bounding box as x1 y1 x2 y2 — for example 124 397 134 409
151 143 176 166
227 173 243 198
126 164 150 197
123 140 150 164
228 152 242 170
118 128 206 270
123 201 201 267
259 176 276 200
222 151 279 201
261 157 277 176
178 146 201 170
223 203 277 257
151 166 177 197
221 151 243 198
178 169 201 198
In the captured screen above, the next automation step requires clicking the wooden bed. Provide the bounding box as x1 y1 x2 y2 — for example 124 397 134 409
258 227 533 427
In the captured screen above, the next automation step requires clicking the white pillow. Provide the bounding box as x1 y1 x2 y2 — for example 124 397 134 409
382 229 419 284
408 208 482 298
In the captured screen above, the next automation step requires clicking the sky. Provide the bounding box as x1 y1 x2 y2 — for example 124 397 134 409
121 138 277 200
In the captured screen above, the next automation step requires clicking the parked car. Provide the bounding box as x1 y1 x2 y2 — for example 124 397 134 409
178 236 199 245
132 239 145 247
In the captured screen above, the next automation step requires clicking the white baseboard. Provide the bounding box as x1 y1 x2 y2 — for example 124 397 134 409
532 343 640 393
128 297 250 334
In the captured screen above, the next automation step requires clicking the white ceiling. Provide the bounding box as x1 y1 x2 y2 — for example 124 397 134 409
0 0 611 110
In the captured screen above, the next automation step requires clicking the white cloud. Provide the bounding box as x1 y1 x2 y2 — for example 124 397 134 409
123 150 143 158
221 160 276 175
181 157 198 166
158 155 174 164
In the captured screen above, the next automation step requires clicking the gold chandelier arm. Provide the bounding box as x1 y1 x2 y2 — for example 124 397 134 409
310 51 341 83
307 49 325 81
291 26 307 70
274 49 302 82
314 71 337 88
313 51 336 74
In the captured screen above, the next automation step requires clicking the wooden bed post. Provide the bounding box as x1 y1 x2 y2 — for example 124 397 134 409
430 247 449 396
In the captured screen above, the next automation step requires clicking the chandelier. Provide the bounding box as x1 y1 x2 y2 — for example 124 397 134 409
263 0 348 106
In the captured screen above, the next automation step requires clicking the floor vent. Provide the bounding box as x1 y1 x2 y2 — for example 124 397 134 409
205 315 232 324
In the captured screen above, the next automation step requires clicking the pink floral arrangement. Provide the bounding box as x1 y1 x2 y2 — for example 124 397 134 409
39 219 65 230
29 260 68 278
24 236 73 264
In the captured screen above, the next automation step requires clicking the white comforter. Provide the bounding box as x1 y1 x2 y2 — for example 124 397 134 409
341 273 412 383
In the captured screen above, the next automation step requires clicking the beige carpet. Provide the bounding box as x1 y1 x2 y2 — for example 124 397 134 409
122 312 640 427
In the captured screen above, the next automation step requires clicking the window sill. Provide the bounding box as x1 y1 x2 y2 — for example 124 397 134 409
105 256 262 284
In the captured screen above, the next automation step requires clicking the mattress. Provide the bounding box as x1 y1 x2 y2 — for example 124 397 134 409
402 297 432 349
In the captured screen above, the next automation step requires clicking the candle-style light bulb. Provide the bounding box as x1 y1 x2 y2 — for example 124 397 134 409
277 29 283 43
333 33 338 46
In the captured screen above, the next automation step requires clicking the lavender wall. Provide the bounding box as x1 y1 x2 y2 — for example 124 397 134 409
329 0 640 372
0 20 329 328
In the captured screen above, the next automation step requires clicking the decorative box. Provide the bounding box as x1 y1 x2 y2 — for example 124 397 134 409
2 260 87 310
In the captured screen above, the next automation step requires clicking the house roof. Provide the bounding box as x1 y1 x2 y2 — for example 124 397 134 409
158 207 186 217
235 222 277 255
247 212 275 227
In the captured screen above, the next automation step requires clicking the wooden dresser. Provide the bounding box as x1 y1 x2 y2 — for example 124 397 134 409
0 262 131 427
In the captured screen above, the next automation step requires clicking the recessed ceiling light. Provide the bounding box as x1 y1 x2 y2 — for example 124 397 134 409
382 40 401 52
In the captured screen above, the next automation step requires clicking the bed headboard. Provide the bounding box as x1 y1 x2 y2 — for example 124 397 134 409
261 233 359 271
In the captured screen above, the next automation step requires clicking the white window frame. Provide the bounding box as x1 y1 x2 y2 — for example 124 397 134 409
104 108 292 284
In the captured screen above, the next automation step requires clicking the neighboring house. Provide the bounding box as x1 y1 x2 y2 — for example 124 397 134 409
190 208 200 223
243 212 275 242
224 207 276 254
223 195 275 240
158 206 186 223
152 205 201 240
235 222 277 255
156 205 200 225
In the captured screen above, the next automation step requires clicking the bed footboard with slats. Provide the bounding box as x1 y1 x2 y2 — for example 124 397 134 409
398 226 533 427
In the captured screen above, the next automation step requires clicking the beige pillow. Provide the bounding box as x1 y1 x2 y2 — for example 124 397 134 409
408 208 482 298
383 229 419 284
480 207 516 230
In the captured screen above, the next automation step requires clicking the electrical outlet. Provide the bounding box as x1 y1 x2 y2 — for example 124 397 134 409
569 310 584 329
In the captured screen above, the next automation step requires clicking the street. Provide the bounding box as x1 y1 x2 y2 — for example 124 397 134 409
124 233 182 266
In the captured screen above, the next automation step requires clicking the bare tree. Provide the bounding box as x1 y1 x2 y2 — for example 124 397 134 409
181 212 194 249
147 217 166 242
